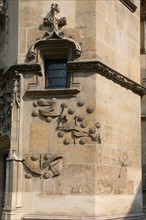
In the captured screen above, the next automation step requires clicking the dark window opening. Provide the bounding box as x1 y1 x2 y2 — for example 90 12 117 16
45 59 68 89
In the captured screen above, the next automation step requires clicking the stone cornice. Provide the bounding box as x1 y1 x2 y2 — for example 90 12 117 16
1 64 42 83
67 61 146 96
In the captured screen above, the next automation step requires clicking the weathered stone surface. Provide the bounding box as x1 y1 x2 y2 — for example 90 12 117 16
0 0 144 220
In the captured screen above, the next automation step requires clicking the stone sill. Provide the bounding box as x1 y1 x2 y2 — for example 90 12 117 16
25 87 80 98
119 0 137 13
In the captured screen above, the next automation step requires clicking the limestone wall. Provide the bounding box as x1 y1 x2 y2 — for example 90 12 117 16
1 0 143 219
96 0 140 83
3 0 19 69
17 63 143 219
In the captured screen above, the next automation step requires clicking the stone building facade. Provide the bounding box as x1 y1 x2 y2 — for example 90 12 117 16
141 0 146 215
0 0 146 220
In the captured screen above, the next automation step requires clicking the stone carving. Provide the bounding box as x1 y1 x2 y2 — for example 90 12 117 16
43 3 67 31
71 184 92 195
25 44 36 63
70 179 94 195
32 98 101 145
0 73 20 135
12 73 20 108
34 29 81 59
25 3 81 63
33 98 60 119
95 179 134 195
23 153 63 178
7 148 22 162
97 151 132 181
67 61 146 96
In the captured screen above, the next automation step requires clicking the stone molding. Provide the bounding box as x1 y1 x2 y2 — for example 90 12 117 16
0 64 42 83
119 0 137 13
67 61 146 96
25 88 80 98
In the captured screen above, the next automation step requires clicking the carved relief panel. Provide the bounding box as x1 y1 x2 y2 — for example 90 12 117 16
23 153 63 179
31 97 101 145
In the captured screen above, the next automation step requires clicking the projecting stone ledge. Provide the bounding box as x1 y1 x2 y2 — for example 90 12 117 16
67 61 146 97
25 87 81 98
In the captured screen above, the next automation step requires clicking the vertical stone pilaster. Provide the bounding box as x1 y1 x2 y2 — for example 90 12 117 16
2 150 22 220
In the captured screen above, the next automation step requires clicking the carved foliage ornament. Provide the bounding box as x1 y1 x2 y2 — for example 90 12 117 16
32 98 101 145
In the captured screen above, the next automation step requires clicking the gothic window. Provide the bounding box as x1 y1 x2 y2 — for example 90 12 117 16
34 34 81 91
45 59 68 89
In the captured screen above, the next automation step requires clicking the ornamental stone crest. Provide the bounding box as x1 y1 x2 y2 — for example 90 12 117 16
25 3 81 63
43 3 67 31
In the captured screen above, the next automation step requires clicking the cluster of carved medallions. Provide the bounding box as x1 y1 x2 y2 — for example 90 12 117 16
23 153 63 179
0 75 20 135
32 98 101 145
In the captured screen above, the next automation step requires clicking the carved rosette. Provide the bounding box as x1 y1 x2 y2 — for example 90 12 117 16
23 153 63 179
25 44 36 63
